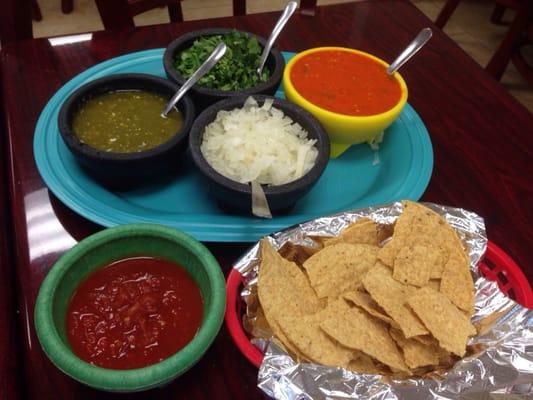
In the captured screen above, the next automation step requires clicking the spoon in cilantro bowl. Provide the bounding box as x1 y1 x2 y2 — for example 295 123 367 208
257 1 298 76
174 31 271 91
162 42 227 117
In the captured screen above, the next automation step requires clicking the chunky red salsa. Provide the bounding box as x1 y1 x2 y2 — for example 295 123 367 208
66 257 203 370
290 50 402 116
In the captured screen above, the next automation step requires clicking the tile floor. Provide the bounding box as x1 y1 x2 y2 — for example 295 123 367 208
32 0 533 112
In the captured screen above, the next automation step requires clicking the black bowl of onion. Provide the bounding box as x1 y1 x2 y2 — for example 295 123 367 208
163 28 285 109
58 73 195 190
188 95 330 215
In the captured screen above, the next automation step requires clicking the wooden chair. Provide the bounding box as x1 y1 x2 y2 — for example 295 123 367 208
435 0 533 85
436 0 521 29
95 0 318 30
31 0 42 21
486 0 533 82
62 0 73 13
95 0 184 29
0 0 33 46
94 0 247 28
232 0 317 16
510 22 533 86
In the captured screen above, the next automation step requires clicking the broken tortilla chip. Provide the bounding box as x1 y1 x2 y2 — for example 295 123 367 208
324 218 379 247
389 328 440 369
407 287 476 356
392 245 433 287
362 263 428 338
377 201 463 284
347 353 384 375
320 298 409 372
303 243 378 299
440 249 475 313
343 290 398 327
278 311 353 367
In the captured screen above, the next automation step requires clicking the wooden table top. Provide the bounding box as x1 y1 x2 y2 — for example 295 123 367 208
1 1 532 398
0 131 23 400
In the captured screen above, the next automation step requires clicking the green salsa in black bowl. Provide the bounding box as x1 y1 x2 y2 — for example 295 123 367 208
163 28 285 109
58 73 195 190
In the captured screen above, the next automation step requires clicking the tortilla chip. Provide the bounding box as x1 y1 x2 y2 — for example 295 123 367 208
407 287 476 356
257 239 322 359
324 218 379 247
427 279 441 291
363 263 428 338
320 298 409 372
347 353 382 374
377 201 460 282
343 290 398 327
393 245 432 287
428 246 448 279
278 311 353 367
389 328 440 369
440 250 475 313
412 335 438 346
258 239 320 316
303 243 378 299
270 318 309 359
278 241 321 266
248 306 306 360
438 350 457 368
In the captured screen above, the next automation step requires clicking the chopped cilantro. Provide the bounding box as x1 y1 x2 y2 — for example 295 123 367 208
175 31 270 91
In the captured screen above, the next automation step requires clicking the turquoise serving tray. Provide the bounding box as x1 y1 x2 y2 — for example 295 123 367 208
34 49 433 242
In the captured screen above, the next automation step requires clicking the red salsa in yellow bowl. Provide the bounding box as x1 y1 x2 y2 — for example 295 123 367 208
67 256 203 370
290 50 402 116
283 47 408 158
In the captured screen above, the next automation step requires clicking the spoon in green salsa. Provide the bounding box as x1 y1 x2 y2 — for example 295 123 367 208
161 42 227 117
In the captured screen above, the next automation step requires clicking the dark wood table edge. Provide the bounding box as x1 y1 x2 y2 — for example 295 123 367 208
0 81 26 399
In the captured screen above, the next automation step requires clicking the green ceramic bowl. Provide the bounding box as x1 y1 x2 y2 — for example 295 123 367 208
34 224 226 392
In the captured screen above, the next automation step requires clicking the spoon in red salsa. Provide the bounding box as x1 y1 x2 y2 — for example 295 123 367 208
387 27 433 75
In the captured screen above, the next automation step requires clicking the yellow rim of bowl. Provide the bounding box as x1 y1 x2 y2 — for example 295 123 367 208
284 47 408 122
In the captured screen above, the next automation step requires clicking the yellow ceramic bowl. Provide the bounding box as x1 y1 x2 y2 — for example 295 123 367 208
283 47 408 158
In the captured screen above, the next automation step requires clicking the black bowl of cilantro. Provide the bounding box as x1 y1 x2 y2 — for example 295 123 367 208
163 28 285 109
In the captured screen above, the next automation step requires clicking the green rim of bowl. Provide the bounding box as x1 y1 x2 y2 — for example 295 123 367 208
34 224 226 392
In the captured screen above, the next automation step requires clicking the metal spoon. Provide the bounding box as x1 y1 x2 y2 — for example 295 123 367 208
161 42 227 117
257 1 298 76
387 27 433 75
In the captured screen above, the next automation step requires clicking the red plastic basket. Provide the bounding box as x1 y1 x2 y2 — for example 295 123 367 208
224 241 533 368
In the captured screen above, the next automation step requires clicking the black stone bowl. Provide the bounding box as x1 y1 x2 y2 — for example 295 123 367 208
163 28 285 109
58 73 195 190
189 95 330 215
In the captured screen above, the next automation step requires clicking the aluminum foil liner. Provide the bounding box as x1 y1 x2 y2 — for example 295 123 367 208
233 202 533 399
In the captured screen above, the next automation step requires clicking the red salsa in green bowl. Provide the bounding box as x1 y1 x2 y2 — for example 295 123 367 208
67 257 204 370
34 224 226 392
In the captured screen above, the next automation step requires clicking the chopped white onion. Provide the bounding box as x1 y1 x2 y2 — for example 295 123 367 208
201 97 318 186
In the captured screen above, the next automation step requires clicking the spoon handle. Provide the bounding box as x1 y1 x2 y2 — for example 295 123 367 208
257 1 298 75
387 27 433 75
162 42 227 117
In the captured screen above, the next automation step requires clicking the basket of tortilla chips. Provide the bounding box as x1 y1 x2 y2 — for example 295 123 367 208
224 201 533 399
